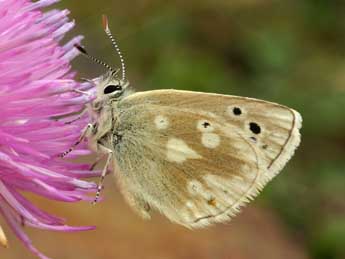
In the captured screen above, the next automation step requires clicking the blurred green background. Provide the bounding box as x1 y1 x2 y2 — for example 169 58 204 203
3 0 345 258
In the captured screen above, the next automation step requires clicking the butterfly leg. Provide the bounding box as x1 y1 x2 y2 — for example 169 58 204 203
80 77 95 84
72 89 91 96
64 108 88 125
63 95 95 125
59 123 94 158
89 154 106 170
92 144 113 204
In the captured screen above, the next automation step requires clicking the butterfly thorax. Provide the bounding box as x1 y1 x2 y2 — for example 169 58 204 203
88 73 132 152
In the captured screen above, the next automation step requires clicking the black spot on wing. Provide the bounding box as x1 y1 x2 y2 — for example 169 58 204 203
202 121 211 128
233 107 242 115
249 122 261 134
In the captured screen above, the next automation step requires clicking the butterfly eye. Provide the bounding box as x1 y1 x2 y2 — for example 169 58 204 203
103 84 122 94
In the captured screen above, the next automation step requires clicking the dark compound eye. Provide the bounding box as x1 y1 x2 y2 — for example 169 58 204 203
103 84 122 94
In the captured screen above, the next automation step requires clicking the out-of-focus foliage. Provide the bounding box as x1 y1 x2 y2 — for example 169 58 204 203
64 1 345 258
5 1 343 259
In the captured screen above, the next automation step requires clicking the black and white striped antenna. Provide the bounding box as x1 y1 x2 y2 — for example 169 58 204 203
102 15 126 81
74 44 116 73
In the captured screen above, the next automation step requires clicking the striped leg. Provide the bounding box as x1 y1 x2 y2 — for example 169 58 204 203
59 123 93 158
92 144 113 204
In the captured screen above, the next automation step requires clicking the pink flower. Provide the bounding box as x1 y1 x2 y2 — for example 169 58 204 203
0 0 97 258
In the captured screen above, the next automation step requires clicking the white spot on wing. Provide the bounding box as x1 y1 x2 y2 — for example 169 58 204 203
166 138 202 163
186 201 194 208
154 115 169 130
201 133 220 149
187 180 203 195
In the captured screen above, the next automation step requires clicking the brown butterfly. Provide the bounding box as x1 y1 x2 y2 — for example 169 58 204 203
64 15 302 228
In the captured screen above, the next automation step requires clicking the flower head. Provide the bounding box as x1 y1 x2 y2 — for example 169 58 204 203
0 0 97 258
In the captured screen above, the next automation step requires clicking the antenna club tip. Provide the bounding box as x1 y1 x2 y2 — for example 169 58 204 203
102 14 110 32
74 44 88 54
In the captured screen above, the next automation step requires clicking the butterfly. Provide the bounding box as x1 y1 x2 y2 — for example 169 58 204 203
63 15 302 228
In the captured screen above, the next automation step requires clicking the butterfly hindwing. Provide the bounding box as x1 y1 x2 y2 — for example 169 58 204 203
111 90 302 228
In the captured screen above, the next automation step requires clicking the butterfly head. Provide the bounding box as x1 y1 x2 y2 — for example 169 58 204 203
97 70 130 101
75 15 130 106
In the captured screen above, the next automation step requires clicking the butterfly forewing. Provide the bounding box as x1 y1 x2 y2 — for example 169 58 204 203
112 90 302 227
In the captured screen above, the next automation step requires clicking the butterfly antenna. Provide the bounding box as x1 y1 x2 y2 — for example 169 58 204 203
102 15 126 81
74 44 115 73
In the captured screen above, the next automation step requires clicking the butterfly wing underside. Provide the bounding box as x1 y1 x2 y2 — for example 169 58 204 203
112 90 302 228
